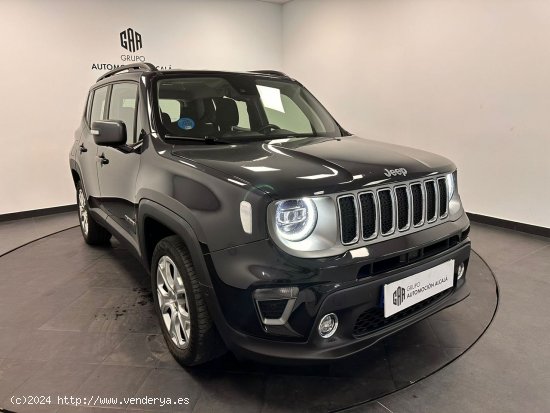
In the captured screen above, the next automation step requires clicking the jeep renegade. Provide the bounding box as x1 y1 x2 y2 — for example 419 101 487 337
69 63 471 366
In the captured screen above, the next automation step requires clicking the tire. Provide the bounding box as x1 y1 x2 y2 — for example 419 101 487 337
151 235 226 366
76 182 111 245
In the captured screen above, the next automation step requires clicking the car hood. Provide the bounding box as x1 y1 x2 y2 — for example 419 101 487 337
171 135 456 198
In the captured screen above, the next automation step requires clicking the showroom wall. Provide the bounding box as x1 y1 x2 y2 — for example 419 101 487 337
0 0 282 215
282 0 550 228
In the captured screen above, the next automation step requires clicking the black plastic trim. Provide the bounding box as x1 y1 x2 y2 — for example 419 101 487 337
467 212 549 238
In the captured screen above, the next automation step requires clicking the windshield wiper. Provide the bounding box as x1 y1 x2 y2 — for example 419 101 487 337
163 135 232 144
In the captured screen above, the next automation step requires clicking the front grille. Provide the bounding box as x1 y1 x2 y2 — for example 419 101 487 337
338 175 449 246
352 289 452 337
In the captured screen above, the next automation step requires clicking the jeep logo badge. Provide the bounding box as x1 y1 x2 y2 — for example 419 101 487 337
393 286 406 306
384 168 407 178
120 28 142 53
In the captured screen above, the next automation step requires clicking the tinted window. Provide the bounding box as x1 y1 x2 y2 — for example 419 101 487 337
155 76 342 141
90 86 108 124
108 83 138 143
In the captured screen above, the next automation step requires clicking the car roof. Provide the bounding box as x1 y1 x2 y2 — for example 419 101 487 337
92 63 291 90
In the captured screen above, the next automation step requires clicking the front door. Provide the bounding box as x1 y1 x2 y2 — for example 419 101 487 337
96 82 141 237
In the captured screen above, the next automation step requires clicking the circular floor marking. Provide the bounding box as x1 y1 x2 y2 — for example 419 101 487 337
0 228 498 412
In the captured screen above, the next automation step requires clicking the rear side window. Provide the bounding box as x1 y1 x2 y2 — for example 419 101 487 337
108 83 138 143
90 86 109 124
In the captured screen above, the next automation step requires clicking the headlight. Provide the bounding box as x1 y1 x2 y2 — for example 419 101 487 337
275 198 318 241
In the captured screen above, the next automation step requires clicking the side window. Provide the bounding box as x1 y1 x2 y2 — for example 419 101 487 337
85 91 93 125
90 86 109 124
108 83 138 144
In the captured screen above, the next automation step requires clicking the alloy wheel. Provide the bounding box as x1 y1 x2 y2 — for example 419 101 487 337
78 189 89 236
156 255 191 348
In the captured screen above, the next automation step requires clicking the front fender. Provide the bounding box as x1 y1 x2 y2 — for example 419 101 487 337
137 199 213 287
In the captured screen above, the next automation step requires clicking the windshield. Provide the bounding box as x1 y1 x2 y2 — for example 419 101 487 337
154 74 344 141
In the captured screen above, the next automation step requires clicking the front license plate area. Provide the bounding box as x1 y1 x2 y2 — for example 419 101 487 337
383 260 455 318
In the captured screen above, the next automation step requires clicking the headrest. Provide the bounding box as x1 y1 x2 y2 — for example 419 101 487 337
214 98 238 129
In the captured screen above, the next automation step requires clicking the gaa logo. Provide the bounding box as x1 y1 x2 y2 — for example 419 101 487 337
393 286 406 306
120 28 142 53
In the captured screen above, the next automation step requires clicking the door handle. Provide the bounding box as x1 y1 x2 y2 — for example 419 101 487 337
98 154 109 165
79 144 87 153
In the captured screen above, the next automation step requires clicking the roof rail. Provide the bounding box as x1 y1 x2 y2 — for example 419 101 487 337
250 70 289 77
97 62 157 82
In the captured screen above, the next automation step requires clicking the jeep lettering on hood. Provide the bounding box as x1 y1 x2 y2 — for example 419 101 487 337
171 135 455 197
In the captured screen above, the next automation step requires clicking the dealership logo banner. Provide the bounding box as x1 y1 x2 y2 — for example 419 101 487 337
120 28 142 53
91 27 172 72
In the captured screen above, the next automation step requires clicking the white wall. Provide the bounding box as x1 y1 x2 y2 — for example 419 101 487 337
283 0 550 228
0 0 282 214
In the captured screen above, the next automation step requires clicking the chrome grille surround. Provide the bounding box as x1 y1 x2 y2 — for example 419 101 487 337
337 174 450 248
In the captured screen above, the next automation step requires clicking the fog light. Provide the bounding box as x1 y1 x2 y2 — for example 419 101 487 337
318 313 338 338
457 262 465 279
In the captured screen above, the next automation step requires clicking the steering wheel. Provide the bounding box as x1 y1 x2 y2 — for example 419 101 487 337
257 124 281 134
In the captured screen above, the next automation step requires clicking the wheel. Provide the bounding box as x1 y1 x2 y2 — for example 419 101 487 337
76 182 111 245
151 235 226 366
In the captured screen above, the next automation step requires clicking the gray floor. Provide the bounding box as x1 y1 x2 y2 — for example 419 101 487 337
0 214 547 412
355 223 550 413
0 212 78 255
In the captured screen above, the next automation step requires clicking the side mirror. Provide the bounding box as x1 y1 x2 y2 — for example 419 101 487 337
91 120 127 146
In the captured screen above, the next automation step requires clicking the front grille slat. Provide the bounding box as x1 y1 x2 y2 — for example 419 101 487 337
411 183 423 226
378 189 394 235
395 186 409 231
337 174 451 246
425 181 437 222
338 195 358 245
359 192 377 239
438 178 448 217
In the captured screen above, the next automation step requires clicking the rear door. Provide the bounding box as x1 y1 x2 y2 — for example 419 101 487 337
96 82 142 237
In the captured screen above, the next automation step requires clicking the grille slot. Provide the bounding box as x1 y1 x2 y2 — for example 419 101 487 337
337 174 451 246
338 195 358 244
378 190 394 235
425 181 437 222
438 178 448 217
411 183 423 226
395 186 409 231
359 192 377 239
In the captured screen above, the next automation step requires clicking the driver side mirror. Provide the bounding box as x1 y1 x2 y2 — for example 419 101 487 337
91 120 127 146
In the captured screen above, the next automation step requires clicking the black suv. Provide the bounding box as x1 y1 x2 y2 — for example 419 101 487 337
69 63 470 366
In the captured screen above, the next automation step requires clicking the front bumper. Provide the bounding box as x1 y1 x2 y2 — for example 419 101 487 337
203 214 471 363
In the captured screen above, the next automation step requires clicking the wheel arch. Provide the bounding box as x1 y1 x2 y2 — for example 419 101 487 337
69 159 82 188
138 199 212 287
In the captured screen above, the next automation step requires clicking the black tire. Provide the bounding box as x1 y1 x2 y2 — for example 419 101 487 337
151 235 226 366
76 182 111 245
